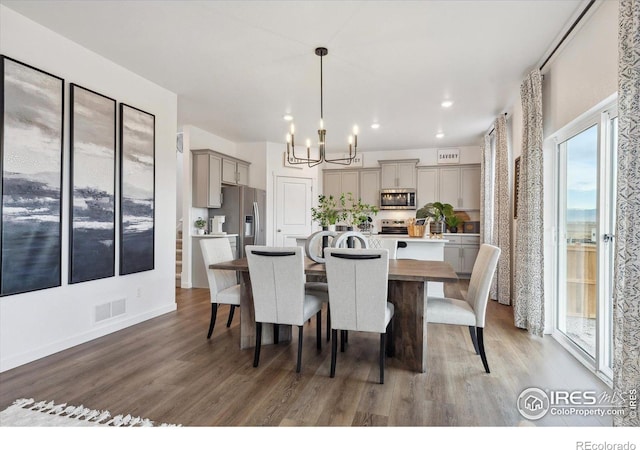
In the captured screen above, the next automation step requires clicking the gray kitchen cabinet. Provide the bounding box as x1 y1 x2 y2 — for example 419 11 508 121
192 150 222 208
437 165 480 210
222 158 250 186
359 169 381 207
323 170 359 202
379 159 418 189
443 234 480 276
416 167 438 208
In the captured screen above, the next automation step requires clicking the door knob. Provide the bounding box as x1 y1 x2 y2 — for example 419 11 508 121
277 229 282 232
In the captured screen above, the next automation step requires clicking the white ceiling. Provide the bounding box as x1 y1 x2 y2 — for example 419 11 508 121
2 0 585 152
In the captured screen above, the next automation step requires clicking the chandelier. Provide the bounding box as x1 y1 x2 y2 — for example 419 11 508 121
286 47 359 168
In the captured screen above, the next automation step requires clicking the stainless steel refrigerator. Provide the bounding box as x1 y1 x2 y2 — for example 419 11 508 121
211 186 266 258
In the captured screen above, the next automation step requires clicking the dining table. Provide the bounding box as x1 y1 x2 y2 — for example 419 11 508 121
209 257 458 373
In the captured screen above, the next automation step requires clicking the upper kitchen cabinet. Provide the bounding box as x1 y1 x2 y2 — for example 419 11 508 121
437 164 481 210
222 157 250 186
359 168 381 207
379 159 418 189
416 167 438 208
323 169 359 203
192 149 223 208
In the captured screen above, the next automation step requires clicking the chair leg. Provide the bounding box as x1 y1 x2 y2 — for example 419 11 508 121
273 323 279 344
477 327 490 373
326 304 331 342
207 303 218 339
340 330 346 352
253 322 262 368
296 325 304 373
469 326 480 355
316 311 322 351
386 320 395 358
226 305 236 327
330 329 338 378
379 333 386 384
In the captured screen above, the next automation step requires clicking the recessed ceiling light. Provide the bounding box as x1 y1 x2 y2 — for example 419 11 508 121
283 114 293 121
371 123 380 129
441 100 453 108
436 132 445 139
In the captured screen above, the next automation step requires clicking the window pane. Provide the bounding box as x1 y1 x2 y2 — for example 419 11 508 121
559 124 598 357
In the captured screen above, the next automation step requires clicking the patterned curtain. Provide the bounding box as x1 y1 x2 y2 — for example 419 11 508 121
480 134 494 249
491 115 511 305
613 0 640 427
514 70 544 336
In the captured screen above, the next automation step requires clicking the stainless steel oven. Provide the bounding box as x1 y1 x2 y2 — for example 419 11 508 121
379 189 416 210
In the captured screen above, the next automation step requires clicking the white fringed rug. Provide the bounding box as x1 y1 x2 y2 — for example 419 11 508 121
0 398 180 427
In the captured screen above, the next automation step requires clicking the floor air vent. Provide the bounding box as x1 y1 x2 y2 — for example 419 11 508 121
95 299 126 323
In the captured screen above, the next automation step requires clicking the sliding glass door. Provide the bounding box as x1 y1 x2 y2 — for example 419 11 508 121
556 101 616 380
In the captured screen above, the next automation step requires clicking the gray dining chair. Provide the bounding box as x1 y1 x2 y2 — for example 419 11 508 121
246 245 327 373
200 238 241 339
324 248 394 384
426 243 501 373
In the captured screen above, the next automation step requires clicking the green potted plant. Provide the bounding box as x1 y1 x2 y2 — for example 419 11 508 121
311 195 343 230
416 202 453 234
445 214 462 233
194 217 207 235
342 192 379 233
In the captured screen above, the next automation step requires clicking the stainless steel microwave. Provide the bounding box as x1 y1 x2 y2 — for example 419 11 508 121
379 189 416 210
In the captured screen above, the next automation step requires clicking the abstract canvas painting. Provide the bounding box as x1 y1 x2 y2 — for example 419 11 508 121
0 56 64 296
69 84 116 284
119 103 155 275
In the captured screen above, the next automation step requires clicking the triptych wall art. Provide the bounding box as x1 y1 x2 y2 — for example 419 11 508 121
0 54 156 297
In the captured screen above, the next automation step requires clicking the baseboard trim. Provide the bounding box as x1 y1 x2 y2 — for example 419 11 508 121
0 303 177 373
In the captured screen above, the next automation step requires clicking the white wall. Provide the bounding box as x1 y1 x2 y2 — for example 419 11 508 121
505 0 618 333
0 6 178 371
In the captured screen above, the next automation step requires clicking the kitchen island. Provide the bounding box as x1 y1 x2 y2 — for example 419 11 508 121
368 235 448 297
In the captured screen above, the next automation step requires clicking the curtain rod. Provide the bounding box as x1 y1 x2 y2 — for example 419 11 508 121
539 0 596 71
487 112 508 136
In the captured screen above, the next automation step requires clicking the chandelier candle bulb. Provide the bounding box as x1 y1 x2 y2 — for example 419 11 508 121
290 123 295 134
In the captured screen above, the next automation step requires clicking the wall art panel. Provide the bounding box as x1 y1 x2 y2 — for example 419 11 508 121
119 103 155 275
0 56 64 296
69 84 116 283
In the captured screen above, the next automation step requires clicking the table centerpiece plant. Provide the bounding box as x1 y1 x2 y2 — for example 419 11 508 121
311 194 344 231
341 192 379 234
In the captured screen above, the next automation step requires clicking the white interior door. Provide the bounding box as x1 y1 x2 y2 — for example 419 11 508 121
274 176 313 246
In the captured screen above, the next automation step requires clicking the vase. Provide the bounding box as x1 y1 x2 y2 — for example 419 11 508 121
196 228 205 235
328 224 336 232
449 226 458 234
430 220 444 235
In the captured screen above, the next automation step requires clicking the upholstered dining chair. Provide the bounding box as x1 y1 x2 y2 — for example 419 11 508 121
246 245 327 373
324 248 394 384
426 243 501 373
200 238 241 339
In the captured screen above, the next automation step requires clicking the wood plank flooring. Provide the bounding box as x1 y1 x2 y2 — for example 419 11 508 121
0 282 612 426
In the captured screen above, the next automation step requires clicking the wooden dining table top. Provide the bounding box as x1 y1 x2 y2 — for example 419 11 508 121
210 257 458 283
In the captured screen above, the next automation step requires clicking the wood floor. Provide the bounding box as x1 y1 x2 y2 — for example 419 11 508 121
0 282 612 427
